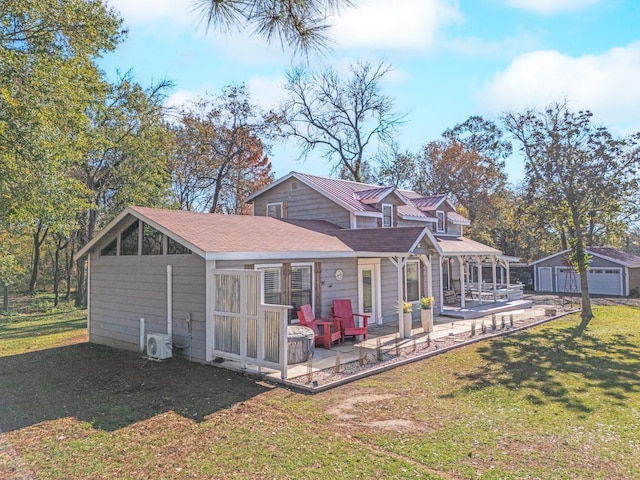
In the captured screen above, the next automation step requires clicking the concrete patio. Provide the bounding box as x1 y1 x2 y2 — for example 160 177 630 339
277 303 557 382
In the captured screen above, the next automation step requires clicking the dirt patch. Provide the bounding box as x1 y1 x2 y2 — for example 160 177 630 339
0 343 274 433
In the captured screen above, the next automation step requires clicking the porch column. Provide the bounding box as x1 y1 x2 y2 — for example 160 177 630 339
205 259 216 362
390 256 408 338
457 256 465 308
439 257 445 312
417 254 433 299
476 256 483 305
492 257 497 302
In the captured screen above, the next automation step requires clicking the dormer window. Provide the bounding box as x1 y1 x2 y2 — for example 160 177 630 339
382 204 393 228
267 202 283 218
437 211 446 233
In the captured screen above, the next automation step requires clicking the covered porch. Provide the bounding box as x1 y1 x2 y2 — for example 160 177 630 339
436 236 523 312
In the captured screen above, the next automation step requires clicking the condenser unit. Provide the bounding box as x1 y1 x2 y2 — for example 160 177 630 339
147 333 172 360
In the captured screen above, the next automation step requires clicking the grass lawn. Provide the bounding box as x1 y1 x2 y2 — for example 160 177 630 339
1 300 639 479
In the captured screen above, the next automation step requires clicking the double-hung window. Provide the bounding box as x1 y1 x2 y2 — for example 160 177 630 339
405 260 420 302
382 204 393 228
436 211 446 233
266 202 283 218
258 266 283 305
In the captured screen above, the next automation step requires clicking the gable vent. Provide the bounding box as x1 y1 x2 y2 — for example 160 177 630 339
291 182 298 190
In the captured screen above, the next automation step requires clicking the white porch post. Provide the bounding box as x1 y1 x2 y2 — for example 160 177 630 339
506 261 511 289
492 257 497 302
476 256 483 305
457 256 465 308
205 260 216 362
390 256 407 338
439 257 445 312
417 254 433 299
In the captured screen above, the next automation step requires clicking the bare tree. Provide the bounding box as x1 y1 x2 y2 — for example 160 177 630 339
192 0 355 54
281 60 404 182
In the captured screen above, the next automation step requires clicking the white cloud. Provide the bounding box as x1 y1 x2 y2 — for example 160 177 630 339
106 0 197 27
505 0 603 15
330 0 462 50
481 42 640 134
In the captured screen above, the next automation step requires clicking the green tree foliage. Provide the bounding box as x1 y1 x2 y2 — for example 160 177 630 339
73 74 173 306
192 0 355 54
168 84 276 214
504 101 640 322
281 60 404 183
1 0 124 294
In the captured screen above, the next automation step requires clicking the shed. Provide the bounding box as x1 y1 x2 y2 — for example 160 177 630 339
530 247 640 296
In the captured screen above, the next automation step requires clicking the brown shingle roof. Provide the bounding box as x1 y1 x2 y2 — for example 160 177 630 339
435 236 502 256
131 207 351 256
588 247 640 268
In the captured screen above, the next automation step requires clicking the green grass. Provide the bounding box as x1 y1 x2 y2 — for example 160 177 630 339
2 302 639 479
0 295 87 356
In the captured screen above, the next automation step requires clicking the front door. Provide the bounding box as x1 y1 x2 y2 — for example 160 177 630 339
358 259 382 324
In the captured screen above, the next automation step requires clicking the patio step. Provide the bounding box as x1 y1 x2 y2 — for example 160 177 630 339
440 299 533 320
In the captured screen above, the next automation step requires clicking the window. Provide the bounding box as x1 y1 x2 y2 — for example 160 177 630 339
266 203 282 218
167 237 191 255
259 266 282 305
291 264 312 314
405 261 420 302
142 223 163 255
100 238 117 256
382 204 393 228
436 211 446 233
120 221 139 256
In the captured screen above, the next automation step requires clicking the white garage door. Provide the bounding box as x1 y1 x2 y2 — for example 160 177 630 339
555 267 623 296
588 268 623 296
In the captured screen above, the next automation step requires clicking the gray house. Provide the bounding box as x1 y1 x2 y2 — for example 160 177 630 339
75 172 518 372
531 246 640 296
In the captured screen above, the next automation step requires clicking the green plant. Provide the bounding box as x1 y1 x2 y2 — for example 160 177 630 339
481 320 487 334
491 315 497 331
470 320 477 337
402 301 412 313
419 296 434 309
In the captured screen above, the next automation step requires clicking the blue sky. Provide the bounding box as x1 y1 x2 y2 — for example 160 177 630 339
101 0 640 184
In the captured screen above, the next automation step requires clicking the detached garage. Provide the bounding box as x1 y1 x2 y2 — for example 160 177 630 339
531 247 640 297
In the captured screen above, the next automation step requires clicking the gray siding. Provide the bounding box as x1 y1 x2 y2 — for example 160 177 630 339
89 252 207 362
252 178 351 228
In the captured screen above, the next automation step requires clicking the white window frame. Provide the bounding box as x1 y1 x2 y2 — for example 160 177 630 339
255 263 283 305
382 204 393 228
436 210 446 233
405 259 421 303
291 262 314 314
266 202 283 218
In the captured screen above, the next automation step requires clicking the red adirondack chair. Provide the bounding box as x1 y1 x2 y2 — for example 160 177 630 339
297 304 342 349
332 299 370 342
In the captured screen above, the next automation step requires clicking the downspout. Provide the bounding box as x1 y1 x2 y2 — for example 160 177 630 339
167 264 173 338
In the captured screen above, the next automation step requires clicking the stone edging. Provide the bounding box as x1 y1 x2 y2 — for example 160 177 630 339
278 309 580 393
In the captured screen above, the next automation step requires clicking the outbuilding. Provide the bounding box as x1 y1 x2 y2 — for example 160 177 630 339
531 247 640 297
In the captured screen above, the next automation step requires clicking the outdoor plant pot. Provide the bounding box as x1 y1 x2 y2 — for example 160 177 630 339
403 312 413 338
421 308 433 333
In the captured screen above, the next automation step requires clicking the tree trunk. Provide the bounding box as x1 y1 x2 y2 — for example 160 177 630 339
573 219 593 323
75 258 86 308
65 240 73 302
53 238 63 307
28 224 48 295
2 285 8 312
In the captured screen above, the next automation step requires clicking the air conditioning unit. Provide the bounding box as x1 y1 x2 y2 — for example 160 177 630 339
147 333 172 360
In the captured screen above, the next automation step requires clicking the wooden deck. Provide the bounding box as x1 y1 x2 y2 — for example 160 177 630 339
441 299 533 320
